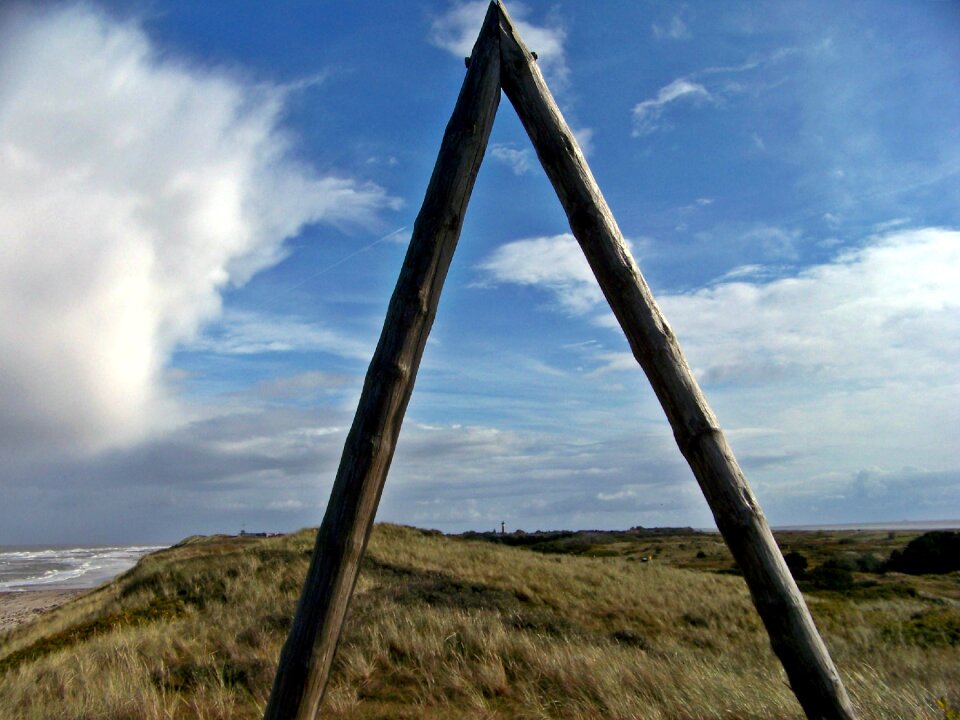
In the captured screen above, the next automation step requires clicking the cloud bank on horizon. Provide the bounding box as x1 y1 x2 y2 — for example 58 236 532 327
0 0 957 543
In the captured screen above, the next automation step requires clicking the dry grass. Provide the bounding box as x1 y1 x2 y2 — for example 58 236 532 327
1 525 957 719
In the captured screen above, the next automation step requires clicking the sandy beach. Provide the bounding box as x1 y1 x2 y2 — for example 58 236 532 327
0 590 84 633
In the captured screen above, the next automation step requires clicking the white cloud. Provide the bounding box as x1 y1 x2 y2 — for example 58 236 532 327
0 396 703 541
713 263 786 283
589 228 959 499
252 371 354 400
491 143 534 175
266 499 306 511
652 15 690 41
478 229 960 395
633 78 712 136
587 228 959 391
475 233 603 314
188 310 375 360
660 228 959 389
573 127 595 157
0 5 393 456
741 224 802 259
631 49 799 139
872 217 910 233
430 1 568 84
8 229 956 540
479 227 958 509
386 422 699 530
491 130 591 176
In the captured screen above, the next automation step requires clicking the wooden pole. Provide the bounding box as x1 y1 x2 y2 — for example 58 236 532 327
262 7 502 718
494 4 857 719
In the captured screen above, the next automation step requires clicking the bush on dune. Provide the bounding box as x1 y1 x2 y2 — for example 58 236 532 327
887 531 960 575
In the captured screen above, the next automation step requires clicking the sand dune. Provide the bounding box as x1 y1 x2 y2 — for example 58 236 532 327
0 591 83 632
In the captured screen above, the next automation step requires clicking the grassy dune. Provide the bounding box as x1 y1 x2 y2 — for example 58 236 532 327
0 525 958 719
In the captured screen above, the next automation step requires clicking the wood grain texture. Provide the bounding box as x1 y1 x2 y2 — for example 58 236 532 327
262 6 502 719
494 3 857 719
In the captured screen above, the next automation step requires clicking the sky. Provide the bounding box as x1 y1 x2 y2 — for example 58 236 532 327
1 1 958 544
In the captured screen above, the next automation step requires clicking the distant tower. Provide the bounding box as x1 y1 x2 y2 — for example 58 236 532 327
500 521 505 535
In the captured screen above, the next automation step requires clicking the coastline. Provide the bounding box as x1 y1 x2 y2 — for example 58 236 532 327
0 590 85 633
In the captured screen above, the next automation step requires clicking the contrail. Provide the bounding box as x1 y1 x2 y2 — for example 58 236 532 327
285 226 408 292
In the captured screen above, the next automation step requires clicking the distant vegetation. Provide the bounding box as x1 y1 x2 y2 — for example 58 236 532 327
1 525 958 719
887 531 960 575
457 526 696 557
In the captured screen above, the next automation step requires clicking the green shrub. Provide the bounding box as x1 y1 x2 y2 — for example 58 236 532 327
784 551 808 579
937 697 960 720
856 552 884 573
810 560 854 591
884 608 960 648
888 531 960 575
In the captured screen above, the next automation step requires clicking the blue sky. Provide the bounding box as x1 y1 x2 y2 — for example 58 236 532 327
1 1 957 544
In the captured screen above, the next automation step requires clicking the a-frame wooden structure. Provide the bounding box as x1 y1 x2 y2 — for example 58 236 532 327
264 4 857 719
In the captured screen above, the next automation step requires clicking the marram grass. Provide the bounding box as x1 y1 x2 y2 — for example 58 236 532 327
1 524 958 719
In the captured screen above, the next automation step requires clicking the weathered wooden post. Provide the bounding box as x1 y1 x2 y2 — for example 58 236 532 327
262 6 502 719
494 3 856 719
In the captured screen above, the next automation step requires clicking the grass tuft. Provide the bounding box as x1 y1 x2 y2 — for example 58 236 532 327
1 524 958 718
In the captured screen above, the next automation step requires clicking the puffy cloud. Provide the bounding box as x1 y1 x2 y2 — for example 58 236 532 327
0 5 393 456
0 379 705 542
478 227 960 519
753 466 960 527
474 233 603 314
632 79 713 136
386 422 701 531
187 310 375 360
652 15 690 41
659 228 960 391
0 399 353 543
489 228 959 397
490 130 591 176
10 220 957 542
739 224 803 259
490 143 534 175
429 1 568 84
572 127 595 158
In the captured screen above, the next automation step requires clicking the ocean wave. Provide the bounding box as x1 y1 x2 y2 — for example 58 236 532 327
0 545 165 591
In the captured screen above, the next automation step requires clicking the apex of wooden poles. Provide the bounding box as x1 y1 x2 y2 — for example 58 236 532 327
263 3 858 719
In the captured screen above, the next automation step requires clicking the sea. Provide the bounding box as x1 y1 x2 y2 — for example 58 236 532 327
0 545 166 592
